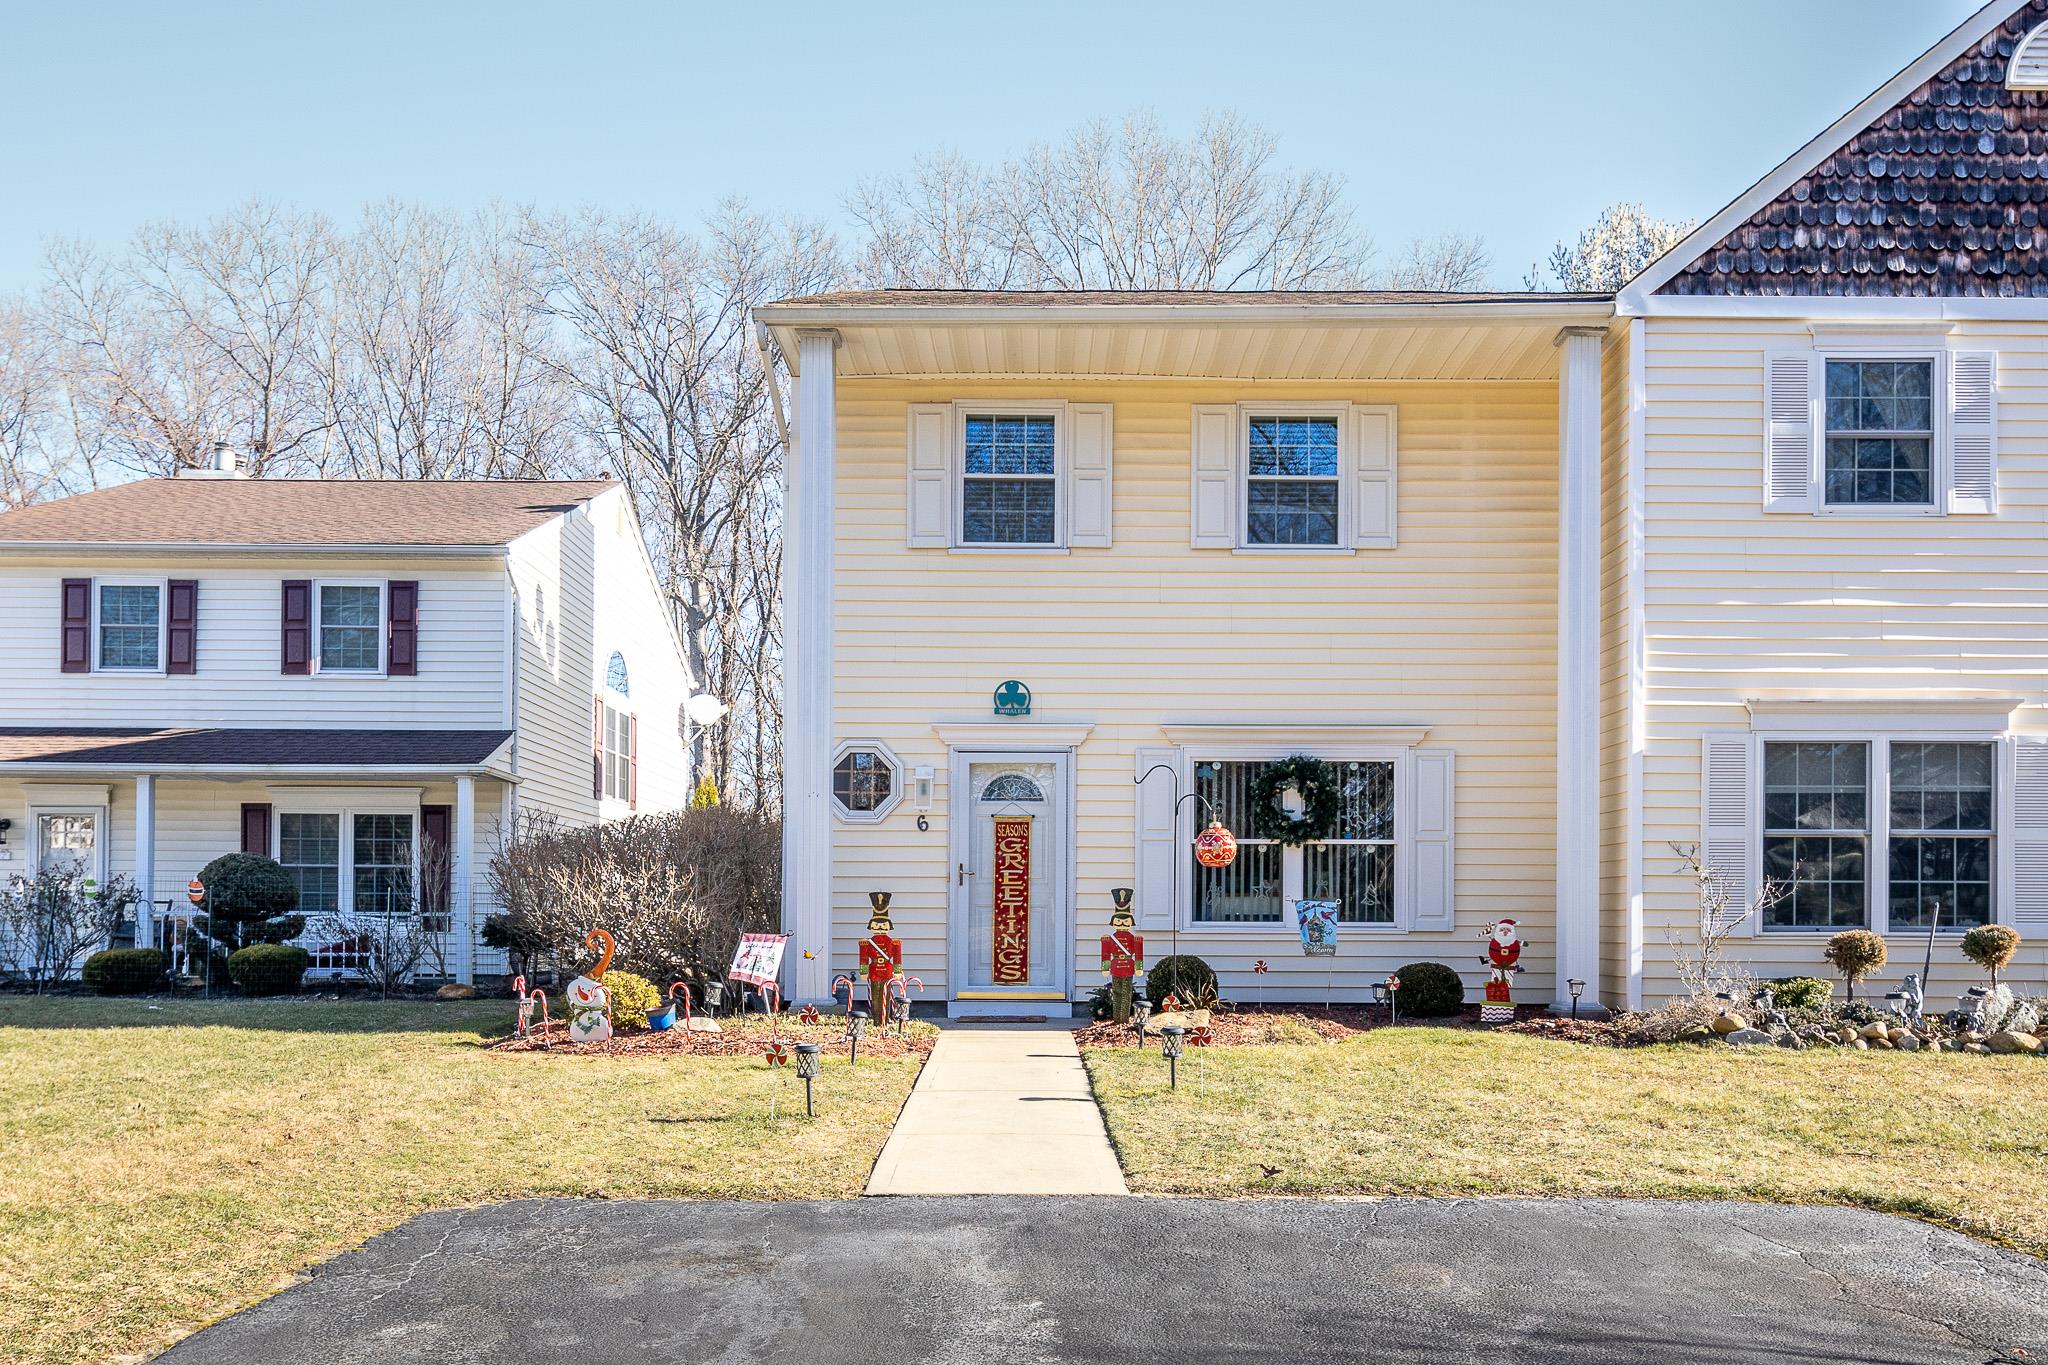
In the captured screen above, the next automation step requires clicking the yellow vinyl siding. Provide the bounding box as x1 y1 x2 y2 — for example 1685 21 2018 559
829 378 1562 1001
1598 325 1638 1008
1639 317 2048 1000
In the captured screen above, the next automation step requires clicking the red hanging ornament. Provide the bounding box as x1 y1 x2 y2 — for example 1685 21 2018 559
1193 819 1238 868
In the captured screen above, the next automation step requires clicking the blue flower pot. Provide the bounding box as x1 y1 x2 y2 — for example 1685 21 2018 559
646 1002 677 1031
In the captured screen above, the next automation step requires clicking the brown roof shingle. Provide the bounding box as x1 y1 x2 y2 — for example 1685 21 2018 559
1663 0 2048 297
0 728 513 767
0 479 618 548
764 288 1612 308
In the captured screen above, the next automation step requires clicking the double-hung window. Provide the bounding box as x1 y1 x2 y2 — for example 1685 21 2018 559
96 582 163 671
1190 757 1399 926
352 813 415 914
1759 738 1994 932
1245 415 1342 547
278 813 343 916
1823 359 1934 507
601 704 635 803
317 583 383 673
275 808 415 916
961 413 1058 546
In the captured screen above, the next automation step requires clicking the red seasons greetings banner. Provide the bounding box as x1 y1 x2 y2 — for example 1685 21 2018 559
991 816 1032 984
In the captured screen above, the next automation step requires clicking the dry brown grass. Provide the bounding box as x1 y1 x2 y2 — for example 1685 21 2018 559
0 997 927 1364
1086 1026 2048 1257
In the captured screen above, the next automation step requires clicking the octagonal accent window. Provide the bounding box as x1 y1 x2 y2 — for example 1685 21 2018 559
832 743 903 822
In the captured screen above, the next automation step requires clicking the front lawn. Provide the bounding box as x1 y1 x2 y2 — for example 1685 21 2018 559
1085 1027 2048 1257
0 997 927 1365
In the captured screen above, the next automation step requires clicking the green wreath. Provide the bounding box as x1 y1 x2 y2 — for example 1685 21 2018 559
1248 754 1343 845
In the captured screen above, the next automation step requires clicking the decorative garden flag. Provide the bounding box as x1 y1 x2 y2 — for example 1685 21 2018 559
991 816 1032 984
1297 900 1339 957
728 933 788 988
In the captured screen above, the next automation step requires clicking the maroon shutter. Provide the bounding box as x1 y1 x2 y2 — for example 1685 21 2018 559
280 580 311 675
240 803 272 856
421 804 452 929
627 712 638 810
166 579 197 675
386 580 418 676
592 698 605 799
60 578 91 673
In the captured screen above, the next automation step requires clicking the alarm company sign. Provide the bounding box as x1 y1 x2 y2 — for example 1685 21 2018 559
993 680 1031 716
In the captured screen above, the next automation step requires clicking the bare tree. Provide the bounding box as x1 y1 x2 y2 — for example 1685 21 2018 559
852 110 1374 290
1381 230 1494 291
0 299 73 507
525 201 839 805
1528 202 1695 292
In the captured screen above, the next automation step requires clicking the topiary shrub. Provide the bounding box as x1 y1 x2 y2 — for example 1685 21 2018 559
1393 961 1465 1017
227 943 309 995
603 970 661 1028
1822 929 1887 1001
1769 977 1834 1013
188 853 304 976
1145 955 1218 1008
1960 924 2022 989
81 947 168 995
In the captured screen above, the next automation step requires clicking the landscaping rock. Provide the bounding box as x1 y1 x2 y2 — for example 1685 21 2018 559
1774 1031 1804 1050
1723 1028 1773 1046
1677 1025 1713 1044
1986 1030 2043 1055
1860 1021 1890 1041
1894 1033 1922 1052
1838 1026 1861 1045
435 983 477 1000
1965 985 2014 1034
684 1017 722 1034
1940 1039 1964 1052
2004 1002 2041 1037
1711 1013 1748 1035
1965 1042 1992 1055
1851 1038 1869 1050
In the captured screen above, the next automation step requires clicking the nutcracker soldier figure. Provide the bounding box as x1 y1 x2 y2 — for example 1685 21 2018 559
1100 887 1145 1024
1482 919 1523 1024
858 892 902 1022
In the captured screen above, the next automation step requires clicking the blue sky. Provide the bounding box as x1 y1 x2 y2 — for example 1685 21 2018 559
0 0 1986 293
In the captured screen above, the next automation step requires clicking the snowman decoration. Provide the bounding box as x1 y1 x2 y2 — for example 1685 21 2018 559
1481 919 1523 1024
566 928 617 1044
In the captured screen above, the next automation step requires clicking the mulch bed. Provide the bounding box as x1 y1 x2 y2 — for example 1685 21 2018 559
1073 1002 1559 1049
484 1015 935 1060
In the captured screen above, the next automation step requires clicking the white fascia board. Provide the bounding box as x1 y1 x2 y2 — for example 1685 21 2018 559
0 542 514 559
1620 0 2031 310
0 763 519 779
1623 294 2048 321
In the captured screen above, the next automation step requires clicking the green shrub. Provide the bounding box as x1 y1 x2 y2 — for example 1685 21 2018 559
81 948 167 995
1822 929 1887 1000
1145 955 1217 1008
1961 924 2022 987
226 943 309 995
1769 977 1833 1012
603 970 661 1028
1393 961 1465 1017
190 854 304 970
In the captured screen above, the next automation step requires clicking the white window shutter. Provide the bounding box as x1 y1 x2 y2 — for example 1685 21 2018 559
1408 748 1456 931
905 403 953 548
1133 747 1181 930
1700 732 1758 936
1947 351 1997 515
1189 404 1237 549
1349 403 1398 550
1067 402 1114 547
2008 737 2048 931
1762 349 1817 513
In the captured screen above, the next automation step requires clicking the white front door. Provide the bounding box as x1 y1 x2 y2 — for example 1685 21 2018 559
35 811 99 881
951 754 1069 1001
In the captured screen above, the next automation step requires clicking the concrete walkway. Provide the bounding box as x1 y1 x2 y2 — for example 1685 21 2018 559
864 1023 1127 1196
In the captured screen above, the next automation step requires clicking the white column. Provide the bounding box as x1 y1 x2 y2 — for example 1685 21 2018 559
133 774 156 951
452 775 476 984
782 328 838 1002
1553 327 1606 1015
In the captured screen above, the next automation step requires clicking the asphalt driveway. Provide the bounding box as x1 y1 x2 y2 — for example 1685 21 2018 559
164 1196 2047 1365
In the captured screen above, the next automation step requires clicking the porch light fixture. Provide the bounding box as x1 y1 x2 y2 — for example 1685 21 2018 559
848 1007 870 1066
1160 1024 1185 1089
794 1042 821 1117
1567 978 1585 1021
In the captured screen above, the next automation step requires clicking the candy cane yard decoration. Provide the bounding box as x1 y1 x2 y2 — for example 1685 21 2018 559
888 974 926 1035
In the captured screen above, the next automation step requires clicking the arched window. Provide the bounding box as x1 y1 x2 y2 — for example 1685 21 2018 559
605 650 629 697
2011 22 2048 88
980 773 1045 803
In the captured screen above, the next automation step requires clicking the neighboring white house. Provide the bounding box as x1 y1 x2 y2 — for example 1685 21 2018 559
758 0 2048 1015
0 455 693 982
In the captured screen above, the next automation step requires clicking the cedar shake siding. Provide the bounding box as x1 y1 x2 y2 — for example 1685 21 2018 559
1662 0 2048 297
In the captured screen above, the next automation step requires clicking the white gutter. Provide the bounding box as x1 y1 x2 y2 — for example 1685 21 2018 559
0 763 521 779
0 542 515 558
756 298 1615 329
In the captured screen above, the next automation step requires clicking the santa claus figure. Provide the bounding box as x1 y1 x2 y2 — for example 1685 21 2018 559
858 892 902 1021
1100 888 1145 1024
1482 919 1523 1024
